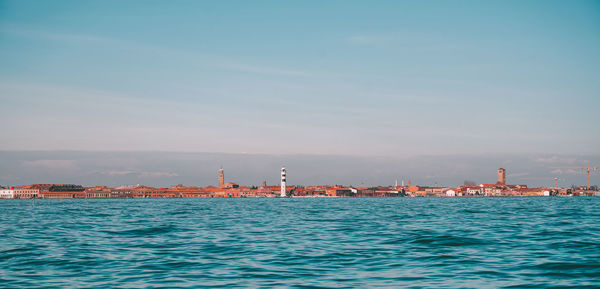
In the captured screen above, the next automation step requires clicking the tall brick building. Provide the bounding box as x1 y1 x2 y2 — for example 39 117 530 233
497 168 506 185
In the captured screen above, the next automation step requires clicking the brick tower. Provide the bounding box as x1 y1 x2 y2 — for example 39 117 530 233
497 168 506 185
218 168 224 188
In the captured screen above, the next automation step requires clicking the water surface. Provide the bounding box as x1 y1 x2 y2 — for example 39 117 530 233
1 197 599 288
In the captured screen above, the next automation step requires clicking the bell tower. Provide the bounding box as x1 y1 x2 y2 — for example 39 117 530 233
497 168 506 185
218 168 224 188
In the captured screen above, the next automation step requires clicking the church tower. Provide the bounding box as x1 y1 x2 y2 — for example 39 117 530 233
218 168 224 188
497 168 506 185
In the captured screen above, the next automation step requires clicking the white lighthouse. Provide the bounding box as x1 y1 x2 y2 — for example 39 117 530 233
280 167 287 197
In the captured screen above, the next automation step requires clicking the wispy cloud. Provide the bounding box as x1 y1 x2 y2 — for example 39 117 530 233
3 26 123 46
0 174 20 182
345 33 463 53
3 25 321 79
99 170 136 176
139 171 178 178
535 156 578 164
508 172 529 178
21 160 79 171
2 25 176 54
551 168 581 175
98 170 178 178
30 30 113 43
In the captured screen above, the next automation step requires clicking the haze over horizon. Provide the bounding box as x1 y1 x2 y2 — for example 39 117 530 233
1 151 598 189
1 1 599 185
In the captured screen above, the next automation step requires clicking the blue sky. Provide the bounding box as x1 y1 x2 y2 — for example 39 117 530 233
1 0 599 158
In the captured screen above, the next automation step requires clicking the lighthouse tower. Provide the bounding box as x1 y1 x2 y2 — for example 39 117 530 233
280 167 287 197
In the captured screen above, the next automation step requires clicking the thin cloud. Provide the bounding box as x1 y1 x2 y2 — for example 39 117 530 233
508 172 529 178
0 174 20 182
21 160 79 171
551 168 580 175
2 25 176 55
99 170 136 176
535 156 577 164
139 172 178 178
99 170 178 178
3 26 109 42
4 25 320 79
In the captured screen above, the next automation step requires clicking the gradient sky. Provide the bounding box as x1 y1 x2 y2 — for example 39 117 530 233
1 1 599 186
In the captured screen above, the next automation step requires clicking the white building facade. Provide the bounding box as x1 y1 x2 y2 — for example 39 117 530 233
0 189 14 199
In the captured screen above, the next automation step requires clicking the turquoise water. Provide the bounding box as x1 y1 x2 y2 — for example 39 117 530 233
1 197 599 288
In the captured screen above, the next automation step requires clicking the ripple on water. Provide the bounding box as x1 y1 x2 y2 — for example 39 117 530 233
1 197 600 288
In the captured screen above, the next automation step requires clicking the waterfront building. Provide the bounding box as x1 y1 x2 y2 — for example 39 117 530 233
166 185 204 198
36 184 86 198
375 187 404 197
519 187 549 196
326 187 353 197
0 188 14 199
480 184 503 196
351 187 403 197
199 185 239 198
85 186 111 198
131 186 172 198
110 188 133 198
237 186 259 198
465 186 484 196
423 187 447 197
355 187 375 197
412 190 428 197
13 186 39 199
255 185 279 197
222 182 239 188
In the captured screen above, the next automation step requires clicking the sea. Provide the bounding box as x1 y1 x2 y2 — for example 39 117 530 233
1 197 599 288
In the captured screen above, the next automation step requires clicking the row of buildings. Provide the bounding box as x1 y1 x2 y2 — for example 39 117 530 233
0 183 596 199
1 168 597 199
